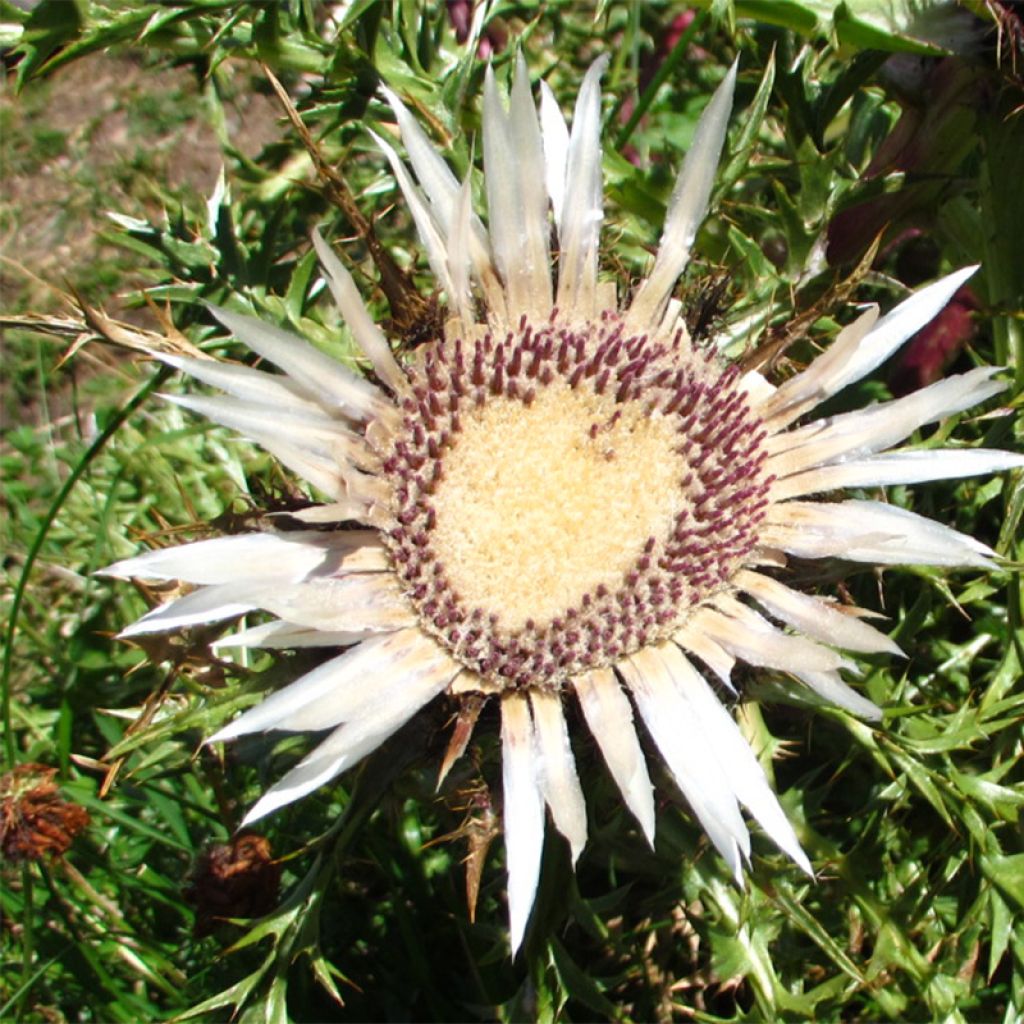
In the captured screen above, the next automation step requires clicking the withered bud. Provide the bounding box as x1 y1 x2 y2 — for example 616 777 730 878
185 833 282 937
0 763 90 863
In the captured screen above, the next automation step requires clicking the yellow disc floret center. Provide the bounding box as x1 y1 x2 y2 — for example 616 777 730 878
429 382 689 631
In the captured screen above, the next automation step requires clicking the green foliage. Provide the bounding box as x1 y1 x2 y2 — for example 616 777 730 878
3 1 1023 1021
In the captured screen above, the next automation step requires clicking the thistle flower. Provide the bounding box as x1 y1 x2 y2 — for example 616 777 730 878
104 56 1023 952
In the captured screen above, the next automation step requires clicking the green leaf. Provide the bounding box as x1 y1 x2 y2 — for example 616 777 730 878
773 884 869 987
981 854 1024 914
726 223 775 282
284 247 320 325
548 937 622 1021
716 50 776 199
833 1 950 55
716 0 819 33
13 0 83 88
171 956 271 1022
988 888 1012 980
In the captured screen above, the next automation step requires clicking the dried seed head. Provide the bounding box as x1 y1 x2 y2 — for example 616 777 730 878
0 764 90 863
185 833 283 937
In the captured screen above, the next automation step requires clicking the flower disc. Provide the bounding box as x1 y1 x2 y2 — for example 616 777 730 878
382 314 772 689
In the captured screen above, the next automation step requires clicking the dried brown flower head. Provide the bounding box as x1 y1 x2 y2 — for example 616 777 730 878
185 832 283 937
0 764 90 863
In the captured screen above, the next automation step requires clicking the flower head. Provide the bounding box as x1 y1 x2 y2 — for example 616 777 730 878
185 833 283 937
105 56 1023 952
0 764 90 863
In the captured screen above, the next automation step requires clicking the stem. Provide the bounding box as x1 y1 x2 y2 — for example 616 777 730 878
17 864 34 1021
1 366 170 768
613 11 709 149
5 366 167 1016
